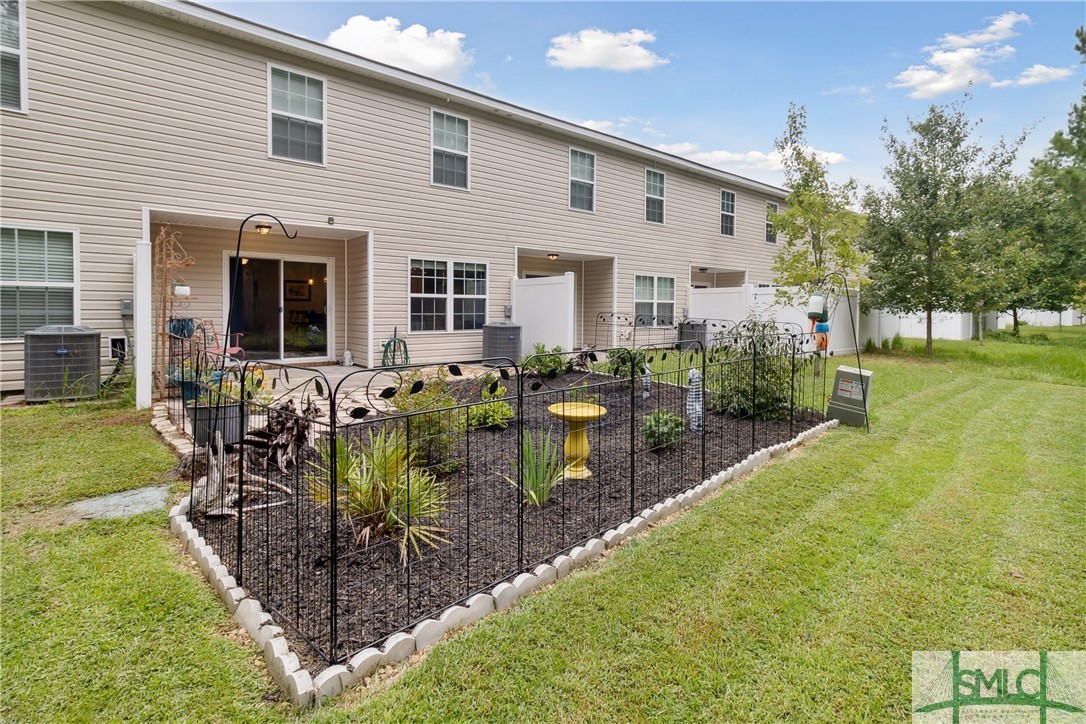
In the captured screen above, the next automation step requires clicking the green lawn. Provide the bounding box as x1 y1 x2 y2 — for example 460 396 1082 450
1 330 1083 721
1 400 178 514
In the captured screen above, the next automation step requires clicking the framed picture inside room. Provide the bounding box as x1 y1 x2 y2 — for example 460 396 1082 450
284 279 311 302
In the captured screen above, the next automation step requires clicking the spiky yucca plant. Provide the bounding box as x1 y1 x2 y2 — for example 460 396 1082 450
307 429 448 564
506 428 564 506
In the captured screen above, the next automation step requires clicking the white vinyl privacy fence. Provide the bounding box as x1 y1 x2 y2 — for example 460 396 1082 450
688 284 861 355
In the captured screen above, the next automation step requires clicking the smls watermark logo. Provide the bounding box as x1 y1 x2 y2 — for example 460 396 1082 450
913 651 1086 722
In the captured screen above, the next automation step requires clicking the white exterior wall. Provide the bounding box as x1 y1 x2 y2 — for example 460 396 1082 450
0 1 786 390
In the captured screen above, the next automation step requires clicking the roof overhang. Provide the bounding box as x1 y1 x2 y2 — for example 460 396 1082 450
124 0 789 200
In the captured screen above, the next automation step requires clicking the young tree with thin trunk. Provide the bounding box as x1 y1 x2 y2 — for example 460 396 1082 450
861 99 1022 355
771 103 868 306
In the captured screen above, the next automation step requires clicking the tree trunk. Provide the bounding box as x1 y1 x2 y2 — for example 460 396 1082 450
1011 307 1020 336
925 305 933 356
977 303 985 344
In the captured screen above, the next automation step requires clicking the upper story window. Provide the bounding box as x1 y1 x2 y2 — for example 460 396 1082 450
645 170 665 224
269 66 325 165
1 0 27 112
1 227 76 338
720 190 736 236
634 274 674 327
765 202 779 244
569 149 595 212
409 258 487 332
432 111 469 189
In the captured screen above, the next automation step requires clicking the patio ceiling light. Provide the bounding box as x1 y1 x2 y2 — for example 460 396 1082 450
547 253 559 261
254 223 273 235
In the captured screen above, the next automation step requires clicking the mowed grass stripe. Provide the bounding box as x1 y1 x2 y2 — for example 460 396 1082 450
660 377 1019 719
727 378 1056 719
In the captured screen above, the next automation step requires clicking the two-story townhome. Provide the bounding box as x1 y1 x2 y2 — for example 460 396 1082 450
0 0 789 407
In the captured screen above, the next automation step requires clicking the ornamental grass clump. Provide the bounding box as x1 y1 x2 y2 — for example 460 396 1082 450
506 428 564 506
307 428 448 564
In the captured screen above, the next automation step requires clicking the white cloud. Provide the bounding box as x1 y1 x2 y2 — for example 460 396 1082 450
890 12 1072 99
656 143 846 172
931 11 1029 50
891 44 1015 99
473 71 496 93
640 126 667 138
581 119 618 133
1015 64 1076 86
547 28 668 71
326 15 473 82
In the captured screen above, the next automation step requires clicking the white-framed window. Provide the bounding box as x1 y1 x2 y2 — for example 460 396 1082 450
720 189 736 236
1 0 27 113
431 110 469 189
634 275 674 327
1 226 77 339
409 258 487 332
645 169 665 224
569 148 595 212
765 202 779 244
268 65 326 165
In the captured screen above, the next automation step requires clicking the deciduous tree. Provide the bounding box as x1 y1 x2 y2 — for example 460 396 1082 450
861 99 1022 355
770 104 867 306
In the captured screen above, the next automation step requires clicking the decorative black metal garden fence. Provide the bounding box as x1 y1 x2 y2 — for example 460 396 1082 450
166 326 828 665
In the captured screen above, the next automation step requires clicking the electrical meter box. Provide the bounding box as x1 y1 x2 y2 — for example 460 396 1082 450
827 365 872 427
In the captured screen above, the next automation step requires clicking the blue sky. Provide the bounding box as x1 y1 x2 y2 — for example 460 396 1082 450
206 1 1084 189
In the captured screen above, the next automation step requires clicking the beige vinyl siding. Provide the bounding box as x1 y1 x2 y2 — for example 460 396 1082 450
691 270 747 288
582 259 615 347
1 0 786 389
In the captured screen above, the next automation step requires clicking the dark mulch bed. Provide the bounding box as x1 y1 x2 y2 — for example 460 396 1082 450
193 371 822 670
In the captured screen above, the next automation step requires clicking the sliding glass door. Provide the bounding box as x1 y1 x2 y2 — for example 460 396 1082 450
228 256 329 361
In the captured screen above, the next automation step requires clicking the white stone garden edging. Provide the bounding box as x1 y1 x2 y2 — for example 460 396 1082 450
166 417 840 708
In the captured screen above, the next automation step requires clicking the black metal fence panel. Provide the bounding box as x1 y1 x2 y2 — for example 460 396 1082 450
174 332 827 665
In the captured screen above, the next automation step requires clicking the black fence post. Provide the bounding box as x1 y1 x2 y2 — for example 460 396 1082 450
629 349 637 520
328 382 339 664
789 336 797 440
516 368 524 574
700 343 707 483
750 338 757 455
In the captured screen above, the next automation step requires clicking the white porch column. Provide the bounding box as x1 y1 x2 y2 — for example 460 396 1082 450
134 239 153 409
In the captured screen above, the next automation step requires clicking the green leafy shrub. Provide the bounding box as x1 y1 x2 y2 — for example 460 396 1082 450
606 348 647 380
467 383 515 430
307 429 448 564
890 333 905 350
863 338 878 354
522 343 567 377
506 428 564 506
641 410 684 451
705 318 811 420
389 368 464 473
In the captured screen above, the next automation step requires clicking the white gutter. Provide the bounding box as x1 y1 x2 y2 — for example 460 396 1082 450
125 0 789 200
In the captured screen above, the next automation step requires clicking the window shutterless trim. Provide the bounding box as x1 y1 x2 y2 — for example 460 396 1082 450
633 273 675 327
568 146 596 213
0 223 80 341
765 201 779 244
1 0 28 114
720 188 737 237
645 168 665 225
430 108 471 191
406 256 489 334
266 62 327 167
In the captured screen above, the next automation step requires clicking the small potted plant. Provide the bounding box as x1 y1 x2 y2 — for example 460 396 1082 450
186 368 271 446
